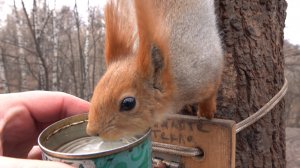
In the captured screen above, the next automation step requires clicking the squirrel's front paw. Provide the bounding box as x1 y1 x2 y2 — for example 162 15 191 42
198 95 216 119
198 109 215 119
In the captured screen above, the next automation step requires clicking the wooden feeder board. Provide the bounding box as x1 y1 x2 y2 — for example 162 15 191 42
152 114 236 168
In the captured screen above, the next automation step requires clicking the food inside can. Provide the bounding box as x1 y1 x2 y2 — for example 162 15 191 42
38 114 152 168
56 136 138 154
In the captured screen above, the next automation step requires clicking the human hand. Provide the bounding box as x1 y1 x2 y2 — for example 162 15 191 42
0 91 90 168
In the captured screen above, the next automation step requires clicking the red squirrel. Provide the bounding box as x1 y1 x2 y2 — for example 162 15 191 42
86 0 223 140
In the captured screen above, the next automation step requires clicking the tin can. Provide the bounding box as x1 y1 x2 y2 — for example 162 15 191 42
38 114 152 168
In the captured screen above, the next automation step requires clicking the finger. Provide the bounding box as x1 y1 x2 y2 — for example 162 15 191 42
0 156 74 168
0 118 4 155
4 91 90 123
28 146 42 160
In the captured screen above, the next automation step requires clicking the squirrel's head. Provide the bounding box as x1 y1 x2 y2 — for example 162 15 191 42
86 45 173 140
86 0 172 140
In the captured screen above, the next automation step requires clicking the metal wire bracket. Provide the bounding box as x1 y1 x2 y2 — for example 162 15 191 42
235 78 288 133
152 79 288 161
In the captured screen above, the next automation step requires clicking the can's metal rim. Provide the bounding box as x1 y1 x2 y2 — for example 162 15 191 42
38 113 151 159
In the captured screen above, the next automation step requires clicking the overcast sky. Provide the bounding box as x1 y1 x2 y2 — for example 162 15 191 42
0 0 106 25
284 0 300 45
0 0 299 45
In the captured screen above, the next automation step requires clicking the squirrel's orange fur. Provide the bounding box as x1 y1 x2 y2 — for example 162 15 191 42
87 0 223 140
134 0 174 105
87 0 174 140
104 0 136 64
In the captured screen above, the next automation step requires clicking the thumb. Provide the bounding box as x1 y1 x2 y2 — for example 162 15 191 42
27 146 42 160
0 156 74 168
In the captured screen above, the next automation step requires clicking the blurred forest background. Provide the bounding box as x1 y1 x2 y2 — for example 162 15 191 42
0 0 299 128
0 0 106 100
284 41 300 127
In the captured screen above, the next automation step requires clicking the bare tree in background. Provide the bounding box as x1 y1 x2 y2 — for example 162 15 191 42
51 0 58 90
0 0 105 99
284 41 300 127
13 0 27 91
73 1 86 99
0 47 9 93
0 9 31 92
89 6 106 91
84 0 91 98
21 0 50 90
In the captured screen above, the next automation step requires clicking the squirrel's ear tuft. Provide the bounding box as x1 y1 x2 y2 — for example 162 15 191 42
104 0 137 65
134 0 172 91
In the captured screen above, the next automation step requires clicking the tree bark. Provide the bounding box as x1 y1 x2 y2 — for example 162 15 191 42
0 48 10 93
52 7 59 91
215 0 287 167
74 2 86 99
67 33 79 97
14 0 26 92
90 8 97 91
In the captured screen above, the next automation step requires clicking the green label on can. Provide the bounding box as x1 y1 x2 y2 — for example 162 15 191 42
43 137 152 168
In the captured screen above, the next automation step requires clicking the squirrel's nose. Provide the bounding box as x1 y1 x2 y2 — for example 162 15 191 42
86 123 99 136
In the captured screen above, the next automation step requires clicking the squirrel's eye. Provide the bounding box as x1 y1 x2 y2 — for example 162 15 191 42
120 97 136 112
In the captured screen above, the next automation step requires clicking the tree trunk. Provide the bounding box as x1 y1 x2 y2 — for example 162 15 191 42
21 0 49 90
84 21 90 99
84 1 91 99
14 0 26 92
90 9 97 91
52 7 59 91
68 33 79 96
215 0 287 167
0 48 9 93
74 3 86 99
